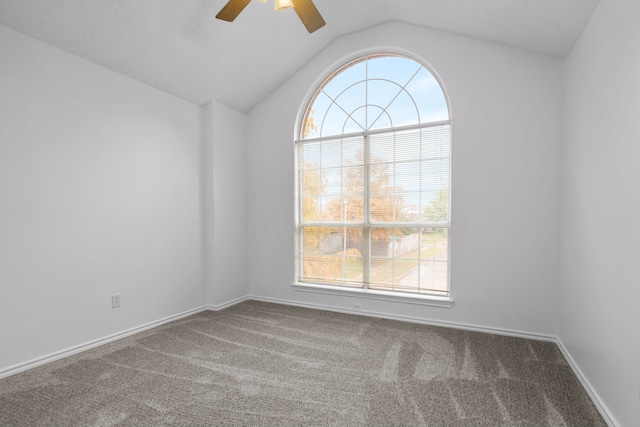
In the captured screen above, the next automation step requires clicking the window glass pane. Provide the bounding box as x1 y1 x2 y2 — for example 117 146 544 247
300 167 321 196
300 197 320 222
393 192 419 222
321 105 351 137
300 142 320 165
421 125 451 160
319 195 336 222
415 228 449 294
421 161 449 187
395 162 420 190
367 108 393 131
321 61 366 99
341 166 364 223
370 134 394 164
421 190 449 224
366 79 402 120
369 228 448 294
297 54 451 296
334 81 367 124
385 91 421 128
303 92 331 139
344 195 364 223
342 137 364 165
299 226 363 285
343 117 364 135
405 67 449 122
321 167 341 194
320 141 341 168
369 229 419 288
367 55 449 125
367 56 421 86
299 165 323 223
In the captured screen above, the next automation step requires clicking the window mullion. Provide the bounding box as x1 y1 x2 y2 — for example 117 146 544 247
363 134 371 288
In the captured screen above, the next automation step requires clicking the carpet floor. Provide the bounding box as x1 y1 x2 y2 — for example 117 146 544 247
0 301 606 426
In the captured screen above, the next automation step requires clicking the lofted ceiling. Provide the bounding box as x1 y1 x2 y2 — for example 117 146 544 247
0 0 600 112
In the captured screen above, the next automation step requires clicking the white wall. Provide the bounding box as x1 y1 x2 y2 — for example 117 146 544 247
246 21 564 336
1 9 635 423
201 101 248 307
0 25 203 373
561 0 640 425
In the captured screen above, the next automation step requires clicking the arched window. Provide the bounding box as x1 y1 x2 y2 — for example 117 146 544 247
295 53 451 298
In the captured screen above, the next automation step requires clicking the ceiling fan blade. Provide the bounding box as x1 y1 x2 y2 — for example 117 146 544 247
293 0 326 33
216 0 252 22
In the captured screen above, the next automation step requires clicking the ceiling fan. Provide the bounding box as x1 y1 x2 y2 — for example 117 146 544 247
216 0 326 33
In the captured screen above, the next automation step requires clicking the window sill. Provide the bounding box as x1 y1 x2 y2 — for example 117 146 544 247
291 282 454 308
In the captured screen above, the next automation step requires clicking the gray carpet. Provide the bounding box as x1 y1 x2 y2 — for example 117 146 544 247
0 301 606 426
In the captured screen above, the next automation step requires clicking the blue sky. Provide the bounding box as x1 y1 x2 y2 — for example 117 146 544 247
300 55 451 219
304 55 449 139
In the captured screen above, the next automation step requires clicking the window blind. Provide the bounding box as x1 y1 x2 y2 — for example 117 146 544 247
296 123 450 295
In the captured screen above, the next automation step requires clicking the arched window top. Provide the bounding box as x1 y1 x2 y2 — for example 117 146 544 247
301 53 449 140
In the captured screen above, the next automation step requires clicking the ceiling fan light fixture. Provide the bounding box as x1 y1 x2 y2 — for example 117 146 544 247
216 0 325 33
275 0 294 11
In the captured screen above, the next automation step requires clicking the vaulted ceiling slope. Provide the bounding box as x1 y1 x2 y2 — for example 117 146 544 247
0 0 600 112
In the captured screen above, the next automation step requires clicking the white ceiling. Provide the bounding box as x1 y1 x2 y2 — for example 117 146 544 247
0 0 600 112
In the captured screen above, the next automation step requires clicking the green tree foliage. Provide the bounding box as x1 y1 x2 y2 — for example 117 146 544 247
423 190 449 222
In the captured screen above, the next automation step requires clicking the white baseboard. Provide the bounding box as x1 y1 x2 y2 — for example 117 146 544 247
245 294 618 427
0 294 618 426
0 305 207 379
247 294 556 342
205 295 251 311
555 339 618 427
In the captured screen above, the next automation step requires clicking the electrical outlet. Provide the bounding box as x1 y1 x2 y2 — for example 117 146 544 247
352 303 362 310
112 294 121 308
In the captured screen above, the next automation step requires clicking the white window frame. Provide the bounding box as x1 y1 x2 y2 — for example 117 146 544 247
293 53 453 307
